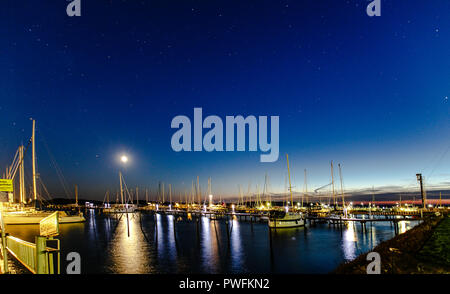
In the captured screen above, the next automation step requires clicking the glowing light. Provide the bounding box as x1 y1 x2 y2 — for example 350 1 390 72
121 155 128 163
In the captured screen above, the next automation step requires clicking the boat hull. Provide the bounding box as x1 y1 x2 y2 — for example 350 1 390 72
268 217 305 228
3 213 86 225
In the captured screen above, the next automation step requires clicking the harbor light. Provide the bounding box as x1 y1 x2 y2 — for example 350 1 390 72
285 206 289 212
169 204 172 211
232 204 235 214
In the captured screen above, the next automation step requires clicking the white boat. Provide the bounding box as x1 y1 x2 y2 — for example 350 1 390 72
3 210 85 225
268 211 305 228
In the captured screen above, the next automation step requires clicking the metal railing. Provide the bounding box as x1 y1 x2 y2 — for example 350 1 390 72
6 235 60 274
6 236 36 273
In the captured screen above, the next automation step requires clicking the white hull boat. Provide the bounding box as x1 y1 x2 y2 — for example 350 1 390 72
268 211 305 229
3 211 85 225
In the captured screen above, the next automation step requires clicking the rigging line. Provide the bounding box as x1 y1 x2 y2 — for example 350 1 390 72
427 143 450 180
101 190 109 206
121 176 132 204
38 177 52 202
38 128 72 199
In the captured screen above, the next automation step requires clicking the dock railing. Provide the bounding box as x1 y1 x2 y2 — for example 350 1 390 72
6 235 60 274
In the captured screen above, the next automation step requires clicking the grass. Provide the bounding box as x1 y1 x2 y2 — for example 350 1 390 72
417 216 450 268
333 214 449 274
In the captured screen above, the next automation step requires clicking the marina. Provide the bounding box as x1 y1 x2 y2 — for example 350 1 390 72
2 209 424 274
0 120 448 274
2 1 450 280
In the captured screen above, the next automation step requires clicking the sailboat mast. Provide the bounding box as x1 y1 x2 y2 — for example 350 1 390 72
32 119 37 201
338 164 345 207
119 171 124 205
303 169 307 208
136 187 139 206
169 184 172 205
286 154 293 208
207 177 211 205
196 176 200 204
331 161 336 206
19 145 25 204
75 184 78 206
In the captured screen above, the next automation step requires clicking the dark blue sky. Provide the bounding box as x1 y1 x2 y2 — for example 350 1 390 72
1 1 449 200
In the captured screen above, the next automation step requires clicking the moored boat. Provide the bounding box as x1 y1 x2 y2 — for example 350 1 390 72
268 210 305 228
3 210 85 225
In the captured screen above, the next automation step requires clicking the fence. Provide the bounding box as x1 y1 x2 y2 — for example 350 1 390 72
6 235 60 274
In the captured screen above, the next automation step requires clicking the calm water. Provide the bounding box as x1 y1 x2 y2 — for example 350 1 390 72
5 210 419 274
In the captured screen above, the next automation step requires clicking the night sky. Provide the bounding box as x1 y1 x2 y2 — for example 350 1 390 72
1 1 449 201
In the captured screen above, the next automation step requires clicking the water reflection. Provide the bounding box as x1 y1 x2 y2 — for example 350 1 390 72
105 213 155 273
200 216 221 273
342 222 357 260
229 217 244 273
3 211 421 274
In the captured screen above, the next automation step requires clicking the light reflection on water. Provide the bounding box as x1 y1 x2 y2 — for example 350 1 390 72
4 211 420 274
343 222 357 260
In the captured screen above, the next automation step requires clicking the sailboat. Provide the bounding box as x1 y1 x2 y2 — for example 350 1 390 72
268 154 305 229
103 172 136 213
1 120 85 225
